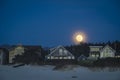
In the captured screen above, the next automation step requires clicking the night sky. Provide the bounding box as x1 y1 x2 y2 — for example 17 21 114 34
0 0 120 47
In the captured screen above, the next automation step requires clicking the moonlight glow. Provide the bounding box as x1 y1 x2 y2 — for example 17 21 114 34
73 32 86 44
76 35 83 42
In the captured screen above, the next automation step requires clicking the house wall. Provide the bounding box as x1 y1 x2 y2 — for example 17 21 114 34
47 56 75 60
47 46 75 60
90 54 99 58
100 47 115 58
89 46 103 59
0 50 3 64
90 48 100 52
9 46 24 63
0 48 9 65
89 46 102 52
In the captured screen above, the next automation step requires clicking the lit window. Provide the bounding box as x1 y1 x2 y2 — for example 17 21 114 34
72 57 75 59
96 54 99 57
55 57 58 59
92 54 95 57
64 50 67 55
68 56 71 59
59 49 63 55
51 56 54 59
60 57 62 59
64 57 67 59
47 57 50 59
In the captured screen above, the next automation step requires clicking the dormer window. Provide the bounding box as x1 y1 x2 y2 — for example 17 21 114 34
59 49 63 55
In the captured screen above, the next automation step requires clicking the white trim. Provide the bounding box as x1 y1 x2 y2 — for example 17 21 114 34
47 45 74 57
100 45 115 58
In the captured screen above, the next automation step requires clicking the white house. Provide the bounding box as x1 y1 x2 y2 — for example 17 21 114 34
89 46 103 59
100 45 115 58
46 45 75 60
89 45 116 59
9 45 25 63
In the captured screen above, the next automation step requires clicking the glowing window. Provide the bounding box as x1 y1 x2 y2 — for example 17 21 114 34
96 54 99 57
59 49 63 55
60 57 62 59
72 57 75 59
47 57 50 59
64 50 67 55
64 57 67 59
51 56 54 59
68 56 71 59
55 57 58 59
92 54 95 57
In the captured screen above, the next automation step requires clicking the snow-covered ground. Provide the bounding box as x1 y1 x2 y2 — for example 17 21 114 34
0 65 120 80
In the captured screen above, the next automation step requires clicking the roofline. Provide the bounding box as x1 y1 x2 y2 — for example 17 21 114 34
100 45 116 53
89 46 103 48
89 46 103 47
46 45 74 57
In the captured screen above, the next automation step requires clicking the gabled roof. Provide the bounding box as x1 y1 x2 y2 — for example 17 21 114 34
100 45 116 53
9 45 24 51
89 44 116 55
47 45 74 57
50 47 57 52
9 45 42 51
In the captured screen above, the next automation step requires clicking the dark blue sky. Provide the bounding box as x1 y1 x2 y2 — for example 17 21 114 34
0 0 120 47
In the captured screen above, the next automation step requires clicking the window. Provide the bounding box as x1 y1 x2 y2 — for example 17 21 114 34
47 57 50 59
72 57 75 59
60 57 62 59
51 56 54 59
92 54 95 57
68 56 71 59
96 54 99 57
55 57 58 59
64 57 67 59
59 49 63 55
64 50 67 55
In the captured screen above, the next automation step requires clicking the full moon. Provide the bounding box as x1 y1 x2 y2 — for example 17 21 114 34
76 35 83 42
73 31 86 44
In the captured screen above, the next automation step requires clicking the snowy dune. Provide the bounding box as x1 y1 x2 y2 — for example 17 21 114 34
0 65 120 80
